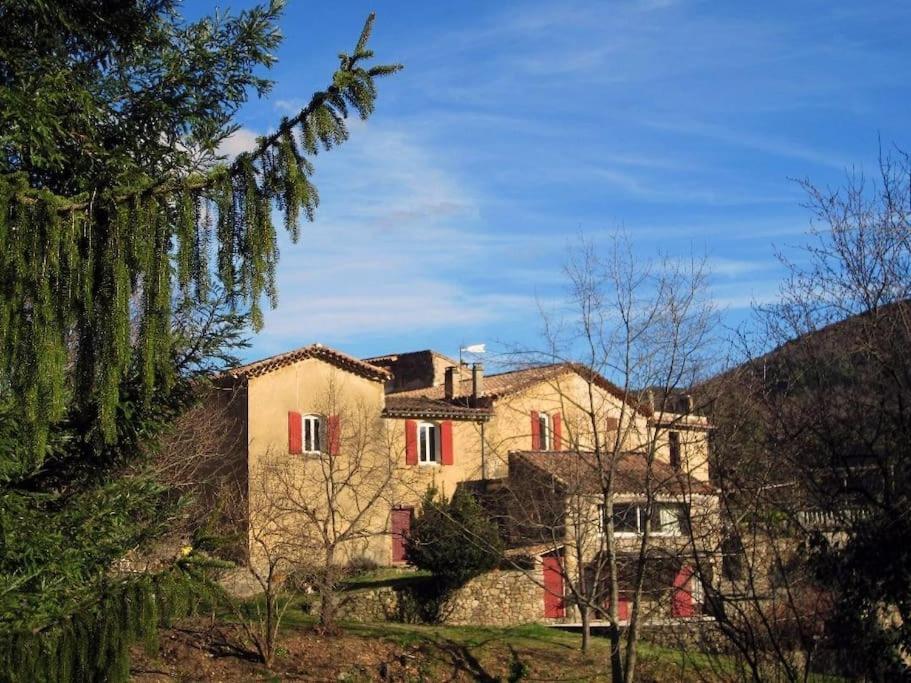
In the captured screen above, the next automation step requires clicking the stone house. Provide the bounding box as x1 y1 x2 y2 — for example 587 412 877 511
207 343 717 623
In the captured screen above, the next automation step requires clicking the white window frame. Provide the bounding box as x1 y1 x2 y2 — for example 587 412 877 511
418 421 439 465
538 412 551 450
302 414 322 453
601 502 688 537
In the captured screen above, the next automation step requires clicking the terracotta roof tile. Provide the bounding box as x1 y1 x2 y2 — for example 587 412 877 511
222 344 391 383
510 450 715 496
383 396 492 421
391 363 651 416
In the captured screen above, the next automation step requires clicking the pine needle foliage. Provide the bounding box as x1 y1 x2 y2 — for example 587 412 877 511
0 565 218 683
0 4 401 464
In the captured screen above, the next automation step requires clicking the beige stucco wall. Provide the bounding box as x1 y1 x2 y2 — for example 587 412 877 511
385 418 485 509
482 372 654 478
245 359 395 567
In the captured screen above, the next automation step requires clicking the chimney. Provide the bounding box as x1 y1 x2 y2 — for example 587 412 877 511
472 363 484 400
444 366 457 399
685 393 694 414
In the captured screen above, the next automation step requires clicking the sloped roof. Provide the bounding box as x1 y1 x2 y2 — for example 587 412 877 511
383 395 492 421
221 344 392 383
510 450 715 496
391 362 652 416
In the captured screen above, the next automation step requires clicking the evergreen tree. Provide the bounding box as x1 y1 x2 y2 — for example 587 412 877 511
406 487 504 589
0 0 401 464
0 3 400 677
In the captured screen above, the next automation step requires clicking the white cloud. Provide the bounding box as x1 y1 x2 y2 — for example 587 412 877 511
217 127 260 159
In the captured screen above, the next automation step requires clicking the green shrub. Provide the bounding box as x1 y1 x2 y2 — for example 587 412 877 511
405 487 503 590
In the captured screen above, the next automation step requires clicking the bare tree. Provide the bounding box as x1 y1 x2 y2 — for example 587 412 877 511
695 148 911 681
502 234 718 683
244 376 405 635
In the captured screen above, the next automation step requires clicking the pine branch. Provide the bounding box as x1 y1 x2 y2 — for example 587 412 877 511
6 12 402 215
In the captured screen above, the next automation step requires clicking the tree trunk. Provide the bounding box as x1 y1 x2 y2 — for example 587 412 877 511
609 622 624 683
319 588 337 633
580 603 591 653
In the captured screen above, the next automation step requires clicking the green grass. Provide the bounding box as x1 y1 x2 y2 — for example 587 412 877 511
341 567 431 590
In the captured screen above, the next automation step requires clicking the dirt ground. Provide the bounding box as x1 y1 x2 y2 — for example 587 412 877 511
129 617 721 682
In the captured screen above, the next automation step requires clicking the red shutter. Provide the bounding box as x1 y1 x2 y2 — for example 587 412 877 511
391 508 413 563
618 594 631 621
440 420 454 465
542 554 565 618
405 420 418 465
327 414 340 455
288 411 302 454
552 413 563 451
530 411 541 450
605 416 620 431
672 565 695 618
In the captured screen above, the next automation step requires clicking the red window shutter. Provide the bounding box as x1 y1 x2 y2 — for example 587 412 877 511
405 420 418 465
327 414 341 455
605 416 619 432
440 420 454 465
288 411 302 454
530 411 541 450
552 413 563 451
672 565 695 618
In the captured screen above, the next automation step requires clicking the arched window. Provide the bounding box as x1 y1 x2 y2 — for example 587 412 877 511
418 421 439 464
302 414 322 453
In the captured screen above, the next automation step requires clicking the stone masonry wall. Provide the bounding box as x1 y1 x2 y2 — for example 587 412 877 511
337 568 544 626
443 568 543 626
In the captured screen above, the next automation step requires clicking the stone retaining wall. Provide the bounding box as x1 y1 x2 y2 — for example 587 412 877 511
444 568 543 626
337 568 544 626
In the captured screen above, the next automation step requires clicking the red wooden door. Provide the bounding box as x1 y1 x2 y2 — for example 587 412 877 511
542 555 565 618
391 508 413 563
617 594 630 621
672 565 695 617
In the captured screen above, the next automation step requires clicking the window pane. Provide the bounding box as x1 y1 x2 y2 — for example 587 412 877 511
613 504 638 532
539 415 549 449
312 419 320 452
657 504 686 535
419 423 437 462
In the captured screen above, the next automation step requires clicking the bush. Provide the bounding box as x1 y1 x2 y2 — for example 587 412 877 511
405 487 503 589
345 555 379 576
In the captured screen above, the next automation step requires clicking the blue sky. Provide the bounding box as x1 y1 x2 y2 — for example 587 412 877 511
203 0 911 365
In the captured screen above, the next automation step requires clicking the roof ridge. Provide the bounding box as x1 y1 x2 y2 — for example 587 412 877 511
223 343 391 382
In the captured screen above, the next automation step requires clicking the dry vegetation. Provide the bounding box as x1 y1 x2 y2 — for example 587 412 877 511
130 615 730 682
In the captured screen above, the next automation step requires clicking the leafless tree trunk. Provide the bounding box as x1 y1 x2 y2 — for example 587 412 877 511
247 375 402 635
693 148 911 681
504 234 716 682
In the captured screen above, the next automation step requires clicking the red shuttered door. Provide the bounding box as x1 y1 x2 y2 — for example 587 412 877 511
617 594 630 621
391 508 413 564
542 554 565 618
